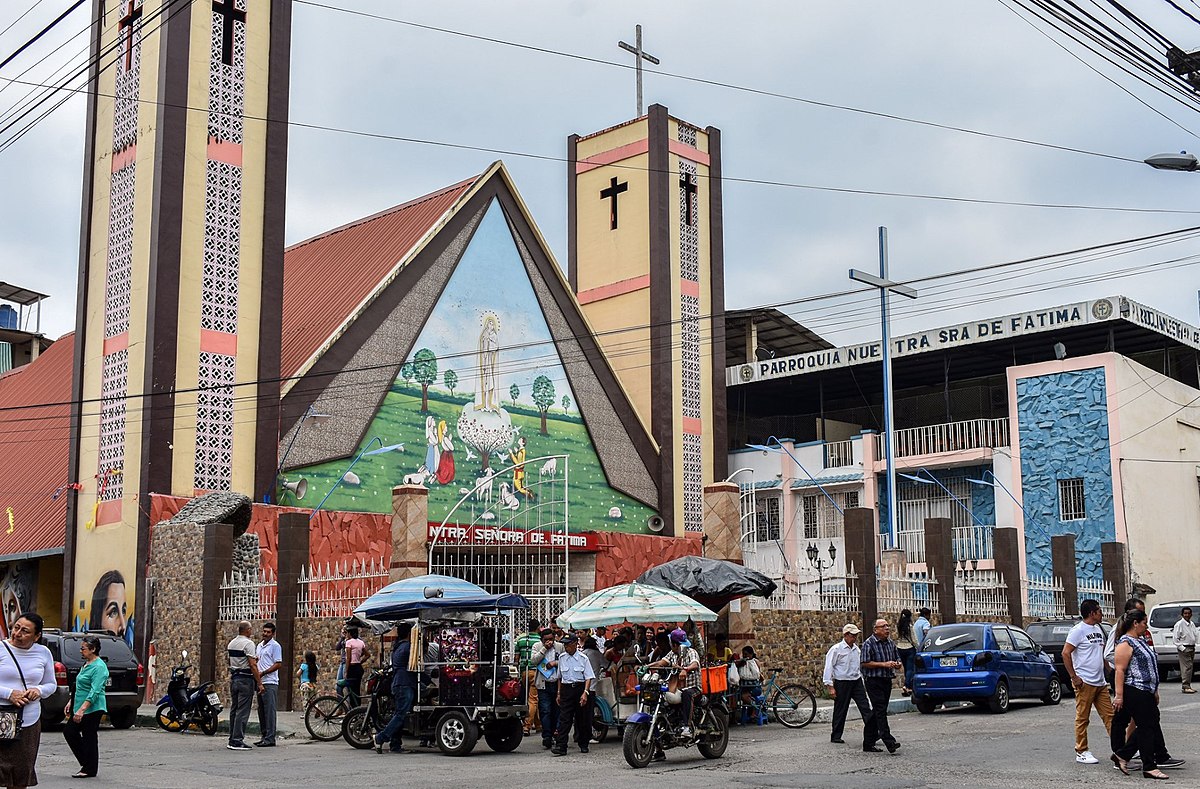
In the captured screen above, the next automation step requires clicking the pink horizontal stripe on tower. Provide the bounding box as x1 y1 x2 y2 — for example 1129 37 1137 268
682 417 703 435
111 146 136 172
199 328 238 356
102 333 129 356
679 279 700 298
95 498 122 527
575 139 649 174
207 138 243 167
668 139 710 166
577 274 651 304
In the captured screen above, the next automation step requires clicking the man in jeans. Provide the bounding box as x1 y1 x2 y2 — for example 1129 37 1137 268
1172 607 1197 693
254 622 282 747
859 618 901 754
530 629 561 749
375 623 418 753
226 620 263 751
1063 599 1112 764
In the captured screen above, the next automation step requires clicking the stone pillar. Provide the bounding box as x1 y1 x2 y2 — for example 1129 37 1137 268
391 485 429 582
200 522 234 686
843 507 878 627
992 527 1023 627
923 518 956 625
704 482 752 651
1051 534 1078 617
276 512 309 711
1102 542 1130 619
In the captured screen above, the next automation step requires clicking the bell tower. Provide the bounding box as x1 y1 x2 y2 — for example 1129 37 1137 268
66 0 291 650
567 105 727 535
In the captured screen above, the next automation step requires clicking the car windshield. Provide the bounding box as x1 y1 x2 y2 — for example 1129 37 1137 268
64 636 135 664
1149 606 1188 629
1026 623 1075 642
922 625 986 652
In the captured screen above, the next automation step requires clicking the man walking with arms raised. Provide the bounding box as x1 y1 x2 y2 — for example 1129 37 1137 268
1062 599 1112 765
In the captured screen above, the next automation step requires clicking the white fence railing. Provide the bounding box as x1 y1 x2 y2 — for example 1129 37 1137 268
296 560 389 619
751 566 859 612
877 417 1010 459
1022 574 1066 620
878 570 938 614
952 523 994 562
823 440 855 468
1077 578 1116 619
219 567 277 621
954 568 1009 619
897 527 925 564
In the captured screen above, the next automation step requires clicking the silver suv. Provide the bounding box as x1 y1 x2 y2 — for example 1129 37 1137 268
1146 601 1200 677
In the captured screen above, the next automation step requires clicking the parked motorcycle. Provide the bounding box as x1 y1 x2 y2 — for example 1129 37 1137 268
622 669 729 768
342 664 396 748
155 651 222 736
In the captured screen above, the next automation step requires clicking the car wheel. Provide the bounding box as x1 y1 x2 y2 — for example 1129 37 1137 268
914 696 937 714
1042 675 1062 705
108 707 136 729
987 680 1010 714
436 711 480 757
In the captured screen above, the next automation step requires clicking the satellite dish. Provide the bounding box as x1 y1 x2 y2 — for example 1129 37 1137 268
646 515 666 533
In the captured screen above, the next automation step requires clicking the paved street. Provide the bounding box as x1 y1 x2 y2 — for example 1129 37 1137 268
27 687 1200 788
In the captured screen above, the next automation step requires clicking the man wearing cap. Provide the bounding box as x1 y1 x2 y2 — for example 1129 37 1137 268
823 623 874 745
650 628 702 738
860 618 902 754
551 634 595 756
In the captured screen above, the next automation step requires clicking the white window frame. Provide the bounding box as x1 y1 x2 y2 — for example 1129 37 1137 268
1058 478 1086 521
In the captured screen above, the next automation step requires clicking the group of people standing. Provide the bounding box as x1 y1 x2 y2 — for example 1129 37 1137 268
225 620 284 751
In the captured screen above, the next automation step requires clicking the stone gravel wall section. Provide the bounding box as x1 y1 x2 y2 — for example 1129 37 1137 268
147 521 206 690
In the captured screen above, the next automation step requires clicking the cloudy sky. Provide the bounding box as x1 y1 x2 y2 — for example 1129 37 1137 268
5 0 1200 348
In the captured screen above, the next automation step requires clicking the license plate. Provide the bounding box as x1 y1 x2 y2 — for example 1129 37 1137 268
939 657 958 667
207 693 220 706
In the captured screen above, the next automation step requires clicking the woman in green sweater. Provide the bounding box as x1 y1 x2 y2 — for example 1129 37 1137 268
62 636 108 778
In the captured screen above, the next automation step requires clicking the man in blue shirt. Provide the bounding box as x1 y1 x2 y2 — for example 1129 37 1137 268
376 623 419 753
551 635 595 756
913 608 931 650
254 622 282 747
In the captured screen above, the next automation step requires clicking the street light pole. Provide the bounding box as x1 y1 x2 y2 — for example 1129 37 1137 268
850 228 918 552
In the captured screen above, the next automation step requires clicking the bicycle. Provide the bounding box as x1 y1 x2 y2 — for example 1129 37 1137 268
305 693 354 741
732 667 816 729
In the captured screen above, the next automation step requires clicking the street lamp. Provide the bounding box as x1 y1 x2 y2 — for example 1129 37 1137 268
966 470 1030 525
849 227 919 552
309 436 405 519
1144 151 1199 171
807 541 837 610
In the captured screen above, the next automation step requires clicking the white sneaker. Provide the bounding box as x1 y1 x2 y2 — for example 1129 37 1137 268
1076 751 1099 764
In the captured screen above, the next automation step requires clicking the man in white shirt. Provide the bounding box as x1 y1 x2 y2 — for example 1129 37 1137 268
530 630 561 750
551 635 595 756
1063 599 1112 765
823 623 874 746
254 622 283 748
1173 607 1198 693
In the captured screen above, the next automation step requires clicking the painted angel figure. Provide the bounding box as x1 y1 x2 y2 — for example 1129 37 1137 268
475 311 501 411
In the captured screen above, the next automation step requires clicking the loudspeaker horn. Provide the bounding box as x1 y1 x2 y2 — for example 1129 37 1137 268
646 514 666 533
282 477 308 499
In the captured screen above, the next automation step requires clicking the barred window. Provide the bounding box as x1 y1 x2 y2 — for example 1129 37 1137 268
755 495 781 542
802 495 818 540
844 490 860 510
1058 478 1086 521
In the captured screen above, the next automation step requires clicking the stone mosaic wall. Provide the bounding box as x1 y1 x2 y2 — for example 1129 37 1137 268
147 521 205 689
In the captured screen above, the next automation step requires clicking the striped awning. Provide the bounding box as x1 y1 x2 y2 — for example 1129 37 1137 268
555 582 717 628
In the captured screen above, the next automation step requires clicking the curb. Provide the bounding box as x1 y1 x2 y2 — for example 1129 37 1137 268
135 707 300 738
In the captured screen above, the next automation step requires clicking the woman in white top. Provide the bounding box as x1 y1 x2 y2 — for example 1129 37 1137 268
0 612 58 789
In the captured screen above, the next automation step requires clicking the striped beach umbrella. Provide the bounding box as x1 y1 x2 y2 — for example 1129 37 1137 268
555 582 718 629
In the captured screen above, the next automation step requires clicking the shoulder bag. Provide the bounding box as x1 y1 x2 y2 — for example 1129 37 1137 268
0 642 28 742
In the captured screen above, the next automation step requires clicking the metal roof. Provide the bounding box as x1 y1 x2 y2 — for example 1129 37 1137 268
279 174 481 379
791 472 864 489
0 283 48 306
724 307 832 367
0 334 72 560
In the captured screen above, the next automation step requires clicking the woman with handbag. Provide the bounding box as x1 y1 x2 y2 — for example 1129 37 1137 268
0 612 57 789
62 636 108 778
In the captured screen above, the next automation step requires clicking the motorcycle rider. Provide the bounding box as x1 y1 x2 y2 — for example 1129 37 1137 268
650 628 702 738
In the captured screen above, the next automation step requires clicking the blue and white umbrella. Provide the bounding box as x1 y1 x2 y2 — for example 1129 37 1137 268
555 582 718 629
353 574 493 620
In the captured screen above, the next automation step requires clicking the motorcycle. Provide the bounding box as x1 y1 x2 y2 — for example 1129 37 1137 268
155 651 222 736
622 669 729 768
342 663 396 748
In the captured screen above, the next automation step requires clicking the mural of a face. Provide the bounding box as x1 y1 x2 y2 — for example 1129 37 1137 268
0 563 36 639
90 570 129 645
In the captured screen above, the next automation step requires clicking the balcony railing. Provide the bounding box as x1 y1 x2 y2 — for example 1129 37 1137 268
876 417 1010 459
952 523 994 562
822 439 855 468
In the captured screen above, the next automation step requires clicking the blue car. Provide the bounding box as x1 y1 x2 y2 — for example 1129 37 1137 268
912 622 1061 714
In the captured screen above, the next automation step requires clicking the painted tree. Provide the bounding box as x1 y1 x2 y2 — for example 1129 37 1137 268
399 362 414 389
413 348 438 412
562 395 571 414
532 374 556 435
444 369 458 398
509 382 520 405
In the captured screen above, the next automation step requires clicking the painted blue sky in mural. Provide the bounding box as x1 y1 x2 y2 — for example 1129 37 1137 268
404 199 576 406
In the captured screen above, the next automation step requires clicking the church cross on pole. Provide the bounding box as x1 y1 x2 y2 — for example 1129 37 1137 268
212 0 246 67
617 24 660 117
118 0 142 71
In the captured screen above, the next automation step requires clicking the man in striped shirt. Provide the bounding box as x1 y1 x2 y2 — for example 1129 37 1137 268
860 618 901 754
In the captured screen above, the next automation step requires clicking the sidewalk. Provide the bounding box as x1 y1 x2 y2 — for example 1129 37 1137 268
135 703 308 738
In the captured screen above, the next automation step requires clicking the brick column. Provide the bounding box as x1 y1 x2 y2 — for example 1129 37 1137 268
1102 542 1130 619
992 527 1023 627
923 518 956 625
843 507 877 627
200 522 234 686
704 482 752 650
391 485 430 582
276 512 309 711
1050 534 1078 617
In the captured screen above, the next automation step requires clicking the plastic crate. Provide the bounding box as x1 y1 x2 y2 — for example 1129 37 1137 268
700 665 728 694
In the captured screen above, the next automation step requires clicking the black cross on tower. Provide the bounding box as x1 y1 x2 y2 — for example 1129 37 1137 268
212 0 246 67
118 0 142 71
680 172 698 226
599 177 629 230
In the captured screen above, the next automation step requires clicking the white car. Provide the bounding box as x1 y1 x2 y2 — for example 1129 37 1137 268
1146 600 1200 676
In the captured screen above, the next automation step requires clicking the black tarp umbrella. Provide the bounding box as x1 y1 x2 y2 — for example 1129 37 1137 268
636 555 777 611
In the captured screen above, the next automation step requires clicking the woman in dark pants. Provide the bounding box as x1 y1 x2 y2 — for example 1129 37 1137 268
1110 610 1170 780
895 610 916 696
63 635 109 778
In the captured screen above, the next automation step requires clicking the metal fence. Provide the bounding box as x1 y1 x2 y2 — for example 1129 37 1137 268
878 569 938 614
1022 574 1066 620
296 560 389 619
219 567 277 621
751 566 859 612
878 417 1010 459
952 523 994 562
1077 578 1116 619
953 568 1009 619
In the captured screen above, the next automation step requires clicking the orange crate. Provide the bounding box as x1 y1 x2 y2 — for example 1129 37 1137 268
700 665 728 694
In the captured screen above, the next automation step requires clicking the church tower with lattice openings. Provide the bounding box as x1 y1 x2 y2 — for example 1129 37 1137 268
567 106 727 536
66 0 291 650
